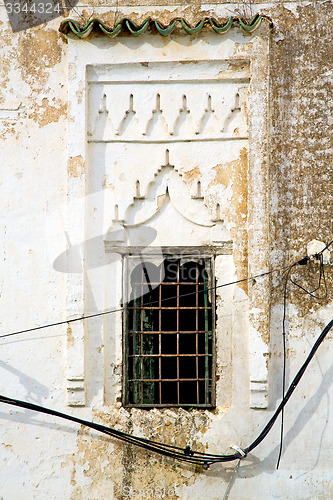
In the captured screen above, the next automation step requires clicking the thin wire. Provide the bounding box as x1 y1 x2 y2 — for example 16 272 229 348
276 263 294 469
62 0 87 23
1 318 333 467
246 318 333 456
0 265 289 340
1 244 331 463
276 254 328 469
289 254 327 300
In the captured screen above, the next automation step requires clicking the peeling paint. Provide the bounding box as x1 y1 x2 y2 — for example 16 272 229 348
29 97 67 127
68 155 85 178
67 325 74 347
1 2 333 498
17 29 62 87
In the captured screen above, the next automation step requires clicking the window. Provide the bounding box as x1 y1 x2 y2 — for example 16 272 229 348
124 255 215 407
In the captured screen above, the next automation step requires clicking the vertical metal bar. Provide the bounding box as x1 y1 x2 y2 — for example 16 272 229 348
176 259 180 405
204 260 209 405
133 261 142 405
140 268 144 404
196 263 199 405
211 256 216 407
159 262 162 404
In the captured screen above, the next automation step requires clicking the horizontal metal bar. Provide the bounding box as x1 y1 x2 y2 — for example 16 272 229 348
89 137 248 144
128 354 212 358
128 306 212 310
129 378 211 382
129 330 212 334
125 404 215 408
131 282 208 285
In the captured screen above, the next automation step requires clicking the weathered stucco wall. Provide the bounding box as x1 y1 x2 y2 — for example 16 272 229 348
0 1 333 499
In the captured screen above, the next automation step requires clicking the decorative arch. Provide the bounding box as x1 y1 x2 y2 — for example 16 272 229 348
104 149 231 251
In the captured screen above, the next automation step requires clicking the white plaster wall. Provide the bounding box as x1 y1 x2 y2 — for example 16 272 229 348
0 1 333 499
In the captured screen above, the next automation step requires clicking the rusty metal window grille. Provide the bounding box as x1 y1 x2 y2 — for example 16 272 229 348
124 256 214 407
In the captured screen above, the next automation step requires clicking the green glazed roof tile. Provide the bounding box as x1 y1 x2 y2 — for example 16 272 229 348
59 14 272 38
154 19 176 36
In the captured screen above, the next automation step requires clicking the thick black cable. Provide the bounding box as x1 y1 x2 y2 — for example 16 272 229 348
245 318 333 455
1 318 333 467
1 242 332 465
0 265 289 340
317 238 333 255
0 394 239 467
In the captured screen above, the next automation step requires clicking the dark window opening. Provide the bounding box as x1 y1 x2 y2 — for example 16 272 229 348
125 256 214 407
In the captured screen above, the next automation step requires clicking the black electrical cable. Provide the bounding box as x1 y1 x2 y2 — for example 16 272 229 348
1 318 333 468
1 239 332 467
0 394 239 467
0 265 289 341
4 239 332 342
317 238 333 255
289 253 327 300
245 318 333 455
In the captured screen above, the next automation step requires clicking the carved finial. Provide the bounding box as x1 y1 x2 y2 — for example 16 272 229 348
156 94 161 112
125 94 135 117
135 180 144 199
197 181 202 198
161 149 174 169
116 94 136 135
129 94 134 111
196 94 218 135
112 203 125 225
192 180 204 200
207 95 213 111
181 95 189 112
213 203 224 222
99 94 107 114
136 180 141 197
235 93 240 109
222 91 246 136
216 203 221 220
172 95 192 135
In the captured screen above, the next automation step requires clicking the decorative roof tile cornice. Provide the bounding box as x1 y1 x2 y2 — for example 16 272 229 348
59 13 272 39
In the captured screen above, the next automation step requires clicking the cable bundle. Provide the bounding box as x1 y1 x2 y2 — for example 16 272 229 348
0 238 332 468
0 317 333 468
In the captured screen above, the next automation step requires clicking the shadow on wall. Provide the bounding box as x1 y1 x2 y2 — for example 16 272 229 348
255 361 332 474
204 358 333 483
4 0 79 32
0 359 49 405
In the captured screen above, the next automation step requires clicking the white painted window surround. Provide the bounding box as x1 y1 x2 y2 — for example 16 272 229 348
66 28 270 409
